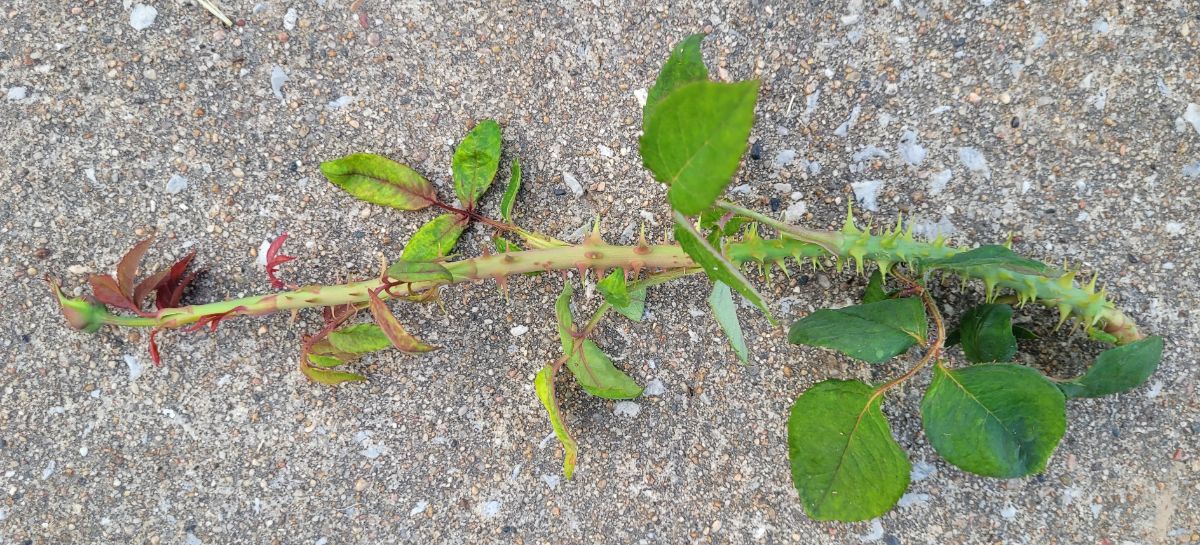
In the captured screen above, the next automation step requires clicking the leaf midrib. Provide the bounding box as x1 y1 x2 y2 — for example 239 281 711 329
813 394 875 511
655 84 753 188
940 368 1027 468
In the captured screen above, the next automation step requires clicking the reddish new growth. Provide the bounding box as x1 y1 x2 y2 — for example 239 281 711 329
265 232 296 289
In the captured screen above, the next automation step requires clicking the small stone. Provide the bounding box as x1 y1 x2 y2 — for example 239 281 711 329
367 32 381 47
283 7 298 30
510 325 529 336
164 174 188 194
129 4 157 30
614 401 641 418
561 172 584 197
6 86 27 101
999 92 1011 104
354 478 368 492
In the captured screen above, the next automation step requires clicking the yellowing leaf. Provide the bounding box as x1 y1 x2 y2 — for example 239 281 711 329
320 153 437 211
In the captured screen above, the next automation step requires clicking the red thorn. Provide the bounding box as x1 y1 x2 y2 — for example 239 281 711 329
575 262 588 280
265 232 296 289
148 329 162 366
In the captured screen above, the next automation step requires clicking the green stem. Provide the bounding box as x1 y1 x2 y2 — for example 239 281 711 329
717 200 842 253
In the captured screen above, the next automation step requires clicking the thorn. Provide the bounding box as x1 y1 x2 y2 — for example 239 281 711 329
1085 272 1098 294
1003 232 1015 249
629 259 644 278
482 246 492 258
575 262 588 280
583 219 606 246
774 258 790 278
1055 304 1072 330
876 259 892 282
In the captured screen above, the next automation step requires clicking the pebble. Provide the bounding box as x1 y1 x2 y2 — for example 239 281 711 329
510 325 529 336
283 8 298 30
129 4 157 30
367 32 381 47
6 86 27 101
561 172 584 196
354 478 368 492
165 174 188 194
999 92 1012 104
613 401 641 418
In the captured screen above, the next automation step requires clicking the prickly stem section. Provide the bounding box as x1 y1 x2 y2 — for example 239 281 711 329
88 243 696 331
723 225 1144 345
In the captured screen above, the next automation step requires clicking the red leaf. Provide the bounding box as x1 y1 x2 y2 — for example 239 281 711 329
148 329 163 366
134 267 170 310
116 237 155 299
265 233 296 289
154 252 198 309
183 306 243 333
89 274 137 311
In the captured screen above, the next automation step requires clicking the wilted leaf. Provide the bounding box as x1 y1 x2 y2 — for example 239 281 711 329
452 119 502 207
500 158 521 223
788 380 910 521
708 281 748 364
641 80 759 215
401 213 469 261
320 153 437 211
673 211 773 323
534 364 578 479
1057 336 1163 398
644 34 708 121
367 291 435 353
788 298 927 364
921 364 1066 478
301 364 366 385
957 304 1018 363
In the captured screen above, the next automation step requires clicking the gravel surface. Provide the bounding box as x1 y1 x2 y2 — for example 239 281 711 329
2 1 1198 544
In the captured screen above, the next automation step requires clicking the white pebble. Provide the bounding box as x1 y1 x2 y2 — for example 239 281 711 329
1000 505 1018 520
897 130 927 166
897 492 930 508
957 147 991 178
256 239 271 266
633 88 648 108
41 460 56 480
164 174 188 194
784 201 808 223
327 95 355 109
613 401 641 418
1182 161 1200 179
852 145 889 163
911 460 937 481
540 474 561 489
772 149 796 168
283 7 298 30
480 500 502 518
562 171 584 197
129 4 157 30
1183 103 1200 136
597 144 614 158
802 90 820 118
929 169 952 195
510 325 529 337
409 500 428 516
6 86 27 101
643 379 666 396
910 217 956 240
124 354 144 381
856 520 884 543
850 180 883 211
270 66 289 101
834 104 862 137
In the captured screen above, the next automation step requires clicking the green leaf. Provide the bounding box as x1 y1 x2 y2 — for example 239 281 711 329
673 211 773 323
452 119 502 207
327 323 393 354
787 380 911 522
307 354 347 368
863 269 887 304
320 153 437 211
707 281 748 364
921 364 1066 478
596 270 631 307
957 304 1018 363
924 245 1050 276
788 298 927 364
301 364 366 385
386 259 454 284
1013 325 1038 340
401 213 469 261
534 364 578 479
565 340 643 399
641 80 760 215
644 34 708 121
611 287 646 321
367 291 435 353
500 158 521 223
555 281 575 353
1057 336 1163 398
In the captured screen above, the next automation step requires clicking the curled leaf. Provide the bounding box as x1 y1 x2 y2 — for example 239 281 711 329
367 291 435 353
301 364 367 385
500 158 521 223
534 364 578 479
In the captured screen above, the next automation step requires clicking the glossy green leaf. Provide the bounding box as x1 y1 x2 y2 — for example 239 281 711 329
921 364 1066 478
788 298 927 364
452 119 502 207
565 340 643 399
328 323 393 354
924 245 1050 276
386 259 454 284
320 153 437 211
863 269 887 304
301 364 366 385
500 158 521 223
1057 336 1163 398
788 380 911 522
368 291 435 353
401 213 469 261
307 354 347 368
707 281 748 364
958 304 1017 363
644 33 708 121
611 287 646 322
641 80 760 215
534 364 578 479
673 211 773 323
596 270 631 308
